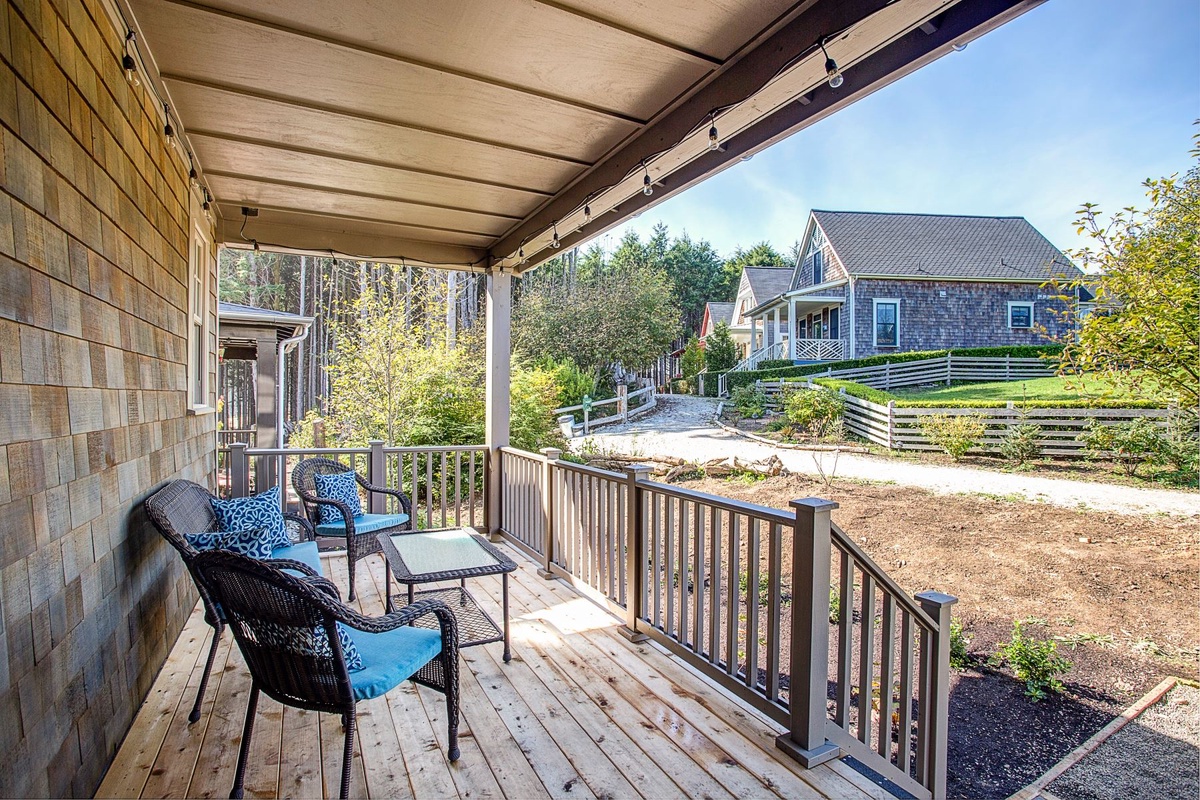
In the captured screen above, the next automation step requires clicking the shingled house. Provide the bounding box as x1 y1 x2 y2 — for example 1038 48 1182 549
741 210 1086 363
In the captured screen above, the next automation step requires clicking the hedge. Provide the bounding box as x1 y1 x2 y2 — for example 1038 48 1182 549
810 378 1167 409
756 358 794 371
724 344 1064 392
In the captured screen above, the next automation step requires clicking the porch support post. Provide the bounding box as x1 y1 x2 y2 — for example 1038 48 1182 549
916 591 958 797
255 332 279 488
538 447 560 579
485 267 512 540
777 498 841 768
772 307 782 351
620 465 653 642
788 297 797 361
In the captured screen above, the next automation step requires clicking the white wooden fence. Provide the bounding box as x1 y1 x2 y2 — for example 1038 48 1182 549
554 379 656 436
795 352 1055 391
835 392 1169 456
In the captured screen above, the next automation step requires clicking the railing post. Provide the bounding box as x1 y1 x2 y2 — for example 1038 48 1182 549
538 448 561 579
886 401 896 450
230 442 249 498
618 384 629 421
916 591 958 799
776 498 842 767
946 352 953 386
368 440 386 514
619 465 653 642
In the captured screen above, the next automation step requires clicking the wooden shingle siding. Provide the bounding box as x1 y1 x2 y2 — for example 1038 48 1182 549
0 0 215 795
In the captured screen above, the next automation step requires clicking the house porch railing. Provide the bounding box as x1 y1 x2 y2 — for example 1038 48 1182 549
499 446 955 799
217 441 954 797
793 337 846 362
718 340 787 396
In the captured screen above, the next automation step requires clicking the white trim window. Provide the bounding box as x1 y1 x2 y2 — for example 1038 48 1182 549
873 298 899 347
188 216 214 410
1008 301 1034 329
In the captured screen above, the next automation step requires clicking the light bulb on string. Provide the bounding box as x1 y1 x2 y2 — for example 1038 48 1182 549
819 40 843 89
123 32 139 86
708 113 720 151
550 221 561 249
583 202 591 225
189 166 199 189
642 162 653 196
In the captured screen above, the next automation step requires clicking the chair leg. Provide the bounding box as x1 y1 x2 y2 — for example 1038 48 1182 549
230 683 259 799
340 707 357 800
346 553 357 602
445 655 460 762
190 624 222 724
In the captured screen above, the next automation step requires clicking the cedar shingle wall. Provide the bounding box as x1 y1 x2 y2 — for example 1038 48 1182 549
0 0 215 795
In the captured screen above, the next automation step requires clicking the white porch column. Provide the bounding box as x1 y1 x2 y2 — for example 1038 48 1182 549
485 267 511 538
787 297 797 361
751 315 760 350
773 307 782 351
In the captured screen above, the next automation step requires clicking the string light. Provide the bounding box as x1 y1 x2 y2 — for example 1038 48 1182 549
189 166 199 188
583 201 591 225
819 40 843 89
708 113 720 151
642 162 653 196
550 221 561 249
122 32 139 86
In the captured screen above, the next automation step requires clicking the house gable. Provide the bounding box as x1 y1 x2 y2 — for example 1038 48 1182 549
790 214 848 291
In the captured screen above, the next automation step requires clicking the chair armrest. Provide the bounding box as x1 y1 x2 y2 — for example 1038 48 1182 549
334 598 458 647
284 512 316 542
261 558 321 578
355 476 413 517
303 497 359 537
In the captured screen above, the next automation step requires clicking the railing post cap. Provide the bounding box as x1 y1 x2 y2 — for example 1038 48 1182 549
625 464 654 478
915 590 959 608
540 447 562 459
790 497 840 512
368 439 385 446
230 441 247 449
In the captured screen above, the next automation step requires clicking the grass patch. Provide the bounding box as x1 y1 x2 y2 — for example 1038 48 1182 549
891 375 1139 404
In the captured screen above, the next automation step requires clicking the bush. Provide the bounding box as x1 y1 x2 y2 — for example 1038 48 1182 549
680 337 705 390
949 620 972 670
704 322 738 372
783 389 844 438
1157 411 1200 475
700 373 724 397
920 413 987 460
542 357 600 410
757 358 794 371
730 385 767 418
1078 417 1162 476
998 423 1043 466
994 621 1071 702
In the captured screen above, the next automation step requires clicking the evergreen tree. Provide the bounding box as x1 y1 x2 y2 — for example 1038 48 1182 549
704 322 738 372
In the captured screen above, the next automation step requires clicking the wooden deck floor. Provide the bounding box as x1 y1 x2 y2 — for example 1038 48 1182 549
97 543 891 799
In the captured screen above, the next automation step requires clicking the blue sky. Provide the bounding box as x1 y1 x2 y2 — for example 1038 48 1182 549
606 0 1199 260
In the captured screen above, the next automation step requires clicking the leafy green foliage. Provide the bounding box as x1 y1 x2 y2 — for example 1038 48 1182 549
541 358 600 410
1157 411 1200 476
509 367 567 452
680 337 705 387
757 359 795 371
704 322 738 373
1049 142 1200 406
920 413 987 460
998 423 1044 466
783 389 844 437
949 620 972 671
730 385 768 418
828 586 841 624
1078 418 1166 477
994 621 1071 702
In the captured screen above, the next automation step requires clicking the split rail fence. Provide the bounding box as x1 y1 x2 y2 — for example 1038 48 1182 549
760 353 1056 395
498 446 955 798
554 379 656 436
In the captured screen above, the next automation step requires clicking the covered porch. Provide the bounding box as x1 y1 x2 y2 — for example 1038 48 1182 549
746 292 849 365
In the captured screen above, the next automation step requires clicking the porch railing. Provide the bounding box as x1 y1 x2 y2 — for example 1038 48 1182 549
492 447 956 799
719 340 787 396
793 337 846 361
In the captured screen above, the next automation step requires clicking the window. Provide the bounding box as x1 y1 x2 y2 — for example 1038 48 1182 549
829 308 840 340
1008 301 1033 329
188 215 214 410
812 250 824 285
873 299 899 347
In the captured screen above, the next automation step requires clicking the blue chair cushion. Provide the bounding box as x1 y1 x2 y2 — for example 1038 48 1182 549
270 540 323 576
316 513 410 538
185 527 273 560
211 486 290 550
348 625 443 701
313 471 363 525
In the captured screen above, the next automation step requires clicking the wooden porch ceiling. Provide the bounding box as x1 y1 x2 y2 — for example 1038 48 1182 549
122 0 1044 272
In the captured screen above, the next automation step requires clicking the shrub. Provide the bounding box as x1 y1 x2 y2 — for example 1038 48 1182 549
994 621 1071 702
783 389 844 438
998 423 1043 466
542 357 599 410
949 620 972 670
757 358 794 371
730 385 768 418
920 413 987 460
680 337 705 390
1156 411 1200 475
1078 417 1162 476
704 323 738 372
828 586 841 624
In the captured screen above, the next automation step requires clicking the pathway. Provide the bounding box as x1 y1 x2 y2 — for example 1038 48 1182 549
578 395 1200 517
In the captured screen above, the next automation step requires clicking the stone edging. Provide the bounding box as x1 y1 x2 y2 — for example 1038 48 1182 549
1006 676 1180 800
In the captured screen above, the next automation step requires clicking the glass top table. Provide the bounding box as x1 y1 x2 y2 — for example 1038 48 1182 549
378 528 517 661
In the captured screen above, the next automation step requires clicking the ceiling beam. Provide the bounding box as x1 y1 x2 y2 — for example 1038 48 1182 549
217 203 497 246
494 0 1045 271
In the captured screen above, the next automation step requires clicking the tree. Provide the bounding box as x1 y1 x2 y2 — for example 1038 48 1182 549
704 322 738 372
680 337 705 385
514 262 681 372
1052 143 1199 405
717 240 790 300
665 234 725 333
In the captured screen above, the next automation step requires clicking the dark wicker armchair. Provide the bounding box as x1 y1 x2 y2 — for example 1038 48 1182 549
144 479 318 723
292 458 413 601
190 550 459 800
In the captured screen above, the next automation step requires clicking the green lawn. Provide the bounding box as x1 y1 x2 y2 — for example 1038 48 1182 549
891 375 1141 403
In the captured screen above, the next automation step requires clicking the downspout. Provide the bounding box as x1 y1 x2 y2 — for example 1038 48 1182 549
847 275 856 360
276 326 310 448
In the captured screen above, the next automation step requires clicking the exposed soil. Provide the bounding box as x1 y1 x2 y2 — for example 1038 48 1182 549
677 473 1199 799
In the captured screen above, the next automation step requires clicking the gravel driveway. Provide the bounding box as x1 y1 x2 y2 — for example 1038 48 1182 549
577 394 1200 517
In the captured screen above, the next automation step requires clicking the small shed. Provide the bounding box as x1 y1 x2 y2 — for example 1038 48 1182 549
217 302 314 451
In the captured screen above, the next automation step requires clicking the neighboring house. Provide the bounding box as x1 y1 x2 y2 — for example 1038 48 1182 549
727 266 793 353
741 210 1086 363
699 302 735 346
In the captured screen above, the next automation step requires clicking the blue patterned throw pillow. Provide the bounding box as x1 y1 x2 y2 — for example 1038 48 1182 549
185 528 274 560
313 471 363 525
252 594 363 671
211 486 290 550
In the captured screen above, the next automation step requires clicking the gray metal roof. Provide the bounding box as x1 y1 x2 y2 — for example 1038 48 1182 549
811 210 1079 280
742 267 793 305
704 302 735 328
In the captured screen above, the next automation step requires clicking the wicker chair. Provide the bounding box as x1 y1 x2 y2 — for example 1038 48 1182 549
292 458 413 602
190 550 459 800
144 479 319 723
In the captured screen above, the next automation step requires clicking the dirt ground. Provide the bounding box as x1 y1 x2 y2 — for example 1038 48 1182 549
678 473 1199 798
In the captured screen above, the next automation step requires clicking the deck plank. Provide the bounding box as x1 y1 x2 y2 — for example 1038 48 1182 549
101 546 893 800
